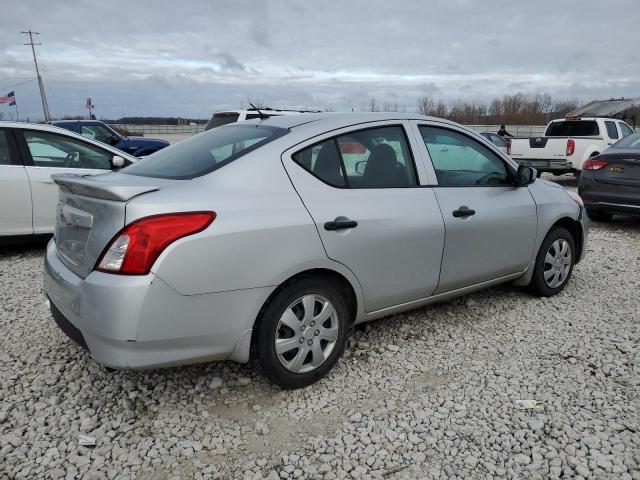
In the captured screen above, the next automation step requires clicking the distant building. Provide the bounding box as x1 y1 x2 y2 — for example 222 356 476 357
567 98 640 127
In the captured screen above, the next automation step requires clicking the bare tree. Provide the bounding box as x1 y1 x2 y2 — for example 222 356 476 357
366 96 378 112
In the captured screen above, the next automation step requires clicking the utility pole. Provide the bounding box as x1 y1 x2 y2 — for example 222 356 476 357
22 30 51 122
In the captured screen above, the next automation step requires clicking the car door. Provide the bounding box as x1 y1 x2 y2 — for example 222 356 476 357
282 122 445 313
0 128 32 236
411 122 538 293
16 129 115 234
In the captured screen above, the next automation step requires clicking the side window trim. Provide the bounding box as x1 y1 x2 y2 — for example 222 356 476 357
416 124 516 188
333 137 351 188
13 129 35 167
290 123 421 189
0 129 26 166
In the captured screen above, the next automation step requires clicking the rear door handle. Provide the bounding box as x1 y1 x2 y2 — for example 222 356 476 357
452 206 476 218
39 178 55 184
324 218 358 231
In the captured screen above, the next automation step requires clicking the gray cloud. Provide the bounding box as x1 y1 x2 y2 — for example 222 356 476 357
1 0 639 120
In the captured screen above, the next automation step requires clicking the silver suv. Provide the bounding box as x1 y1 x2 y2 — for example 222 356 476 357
44 113 588 388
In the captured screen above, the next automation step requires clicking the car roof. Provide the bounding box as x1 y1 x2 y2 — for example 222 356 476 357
238 112 457 131
0 121 137 161
214 109 320 115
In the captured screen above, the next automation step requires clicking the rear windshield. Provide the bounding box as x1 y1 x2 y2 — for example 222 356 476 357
123 125 287 179
205 113 240 131
545 121 599 137
611 132 640 149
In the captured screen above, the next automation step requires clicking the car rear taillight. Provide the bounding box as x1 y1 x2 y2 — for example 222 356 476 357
583 158 608 170
566 139 575 156
507 139 512 155
96 212 216 275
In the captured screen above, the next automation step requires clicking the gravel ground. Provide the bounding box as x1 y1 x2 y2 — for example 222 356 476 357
1 176 639 480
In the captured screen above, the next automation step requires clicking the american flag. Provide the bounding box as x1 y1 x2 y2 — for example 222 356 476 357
0 91 16 106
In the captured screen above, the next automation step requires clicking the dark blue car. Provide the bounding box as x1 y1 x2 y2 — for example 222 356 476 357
50 120 169 157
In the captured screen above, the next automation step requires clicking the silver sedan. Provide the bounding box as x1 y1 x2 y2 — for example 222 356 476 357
44 113 588 388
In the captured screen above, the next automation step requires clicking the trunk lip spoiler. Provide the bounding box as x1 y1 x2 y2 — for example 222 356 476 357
52 173 159 202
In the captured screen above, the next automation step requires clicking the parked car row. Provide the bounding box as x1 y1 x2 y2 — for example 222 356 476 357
42 112 588 388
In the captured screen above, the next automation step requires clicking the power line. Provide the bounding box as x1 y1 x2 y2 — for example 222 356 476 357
0 78 36 91
21 30 51 122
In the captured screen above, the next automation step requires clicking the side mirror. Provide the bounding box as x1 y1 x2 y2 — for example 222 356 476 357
515 165 536 186
355 161 367 175
111 155 125 169
107 135 119 146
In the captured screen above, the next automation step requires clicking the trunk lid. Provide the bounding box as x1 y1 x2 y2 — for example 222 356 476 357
53 172 161 278
593 150 640 187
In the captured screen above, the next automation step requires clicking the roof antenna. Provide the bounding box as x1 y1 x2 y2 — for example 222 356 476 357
249 103 268 120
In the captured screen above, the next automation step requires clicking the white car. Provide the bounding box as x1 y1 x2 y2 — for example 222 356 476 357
205 107 321 131
508 116 634 175
0 122 136 239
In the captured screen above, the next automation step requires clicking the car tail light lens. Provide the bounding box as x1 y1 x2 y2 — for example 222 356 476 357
507 139 512 155
583 158 608 170
96 212 216 275
566 139 575 156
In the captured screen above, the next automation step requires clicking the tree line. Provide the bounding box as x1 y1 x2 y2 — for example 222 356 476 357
367 93 581 125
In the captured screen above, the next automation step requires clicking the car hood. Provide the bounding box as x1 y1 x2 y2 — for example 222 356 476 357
538 178 564 189
126 136 169 146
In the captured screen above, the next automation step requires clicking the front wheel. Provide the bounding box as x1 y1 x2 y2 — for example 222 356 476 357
529 227 575 297
254 277 350 389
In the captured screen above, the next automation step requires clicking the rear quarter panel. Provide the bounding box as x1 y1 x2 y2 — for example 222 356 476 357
125 146 362 301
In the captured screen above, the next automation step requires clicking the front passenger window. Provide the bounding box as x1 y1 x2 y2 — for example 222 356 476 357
419 126 510 186
24 131 113 170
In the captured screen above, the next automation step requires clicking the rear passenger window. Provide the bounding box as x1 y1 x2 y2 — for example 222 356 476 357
337 127 417 187
292 140 346 187
0 130 14 165
292 126 417 188
605 121 619 140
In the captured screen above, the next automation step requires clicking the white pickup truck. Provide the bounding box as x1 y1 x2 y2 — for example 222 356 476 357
508 117 635 175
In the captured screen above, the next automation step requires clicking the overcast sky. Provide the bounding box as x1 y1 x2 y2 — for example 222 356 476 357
1 0 639 120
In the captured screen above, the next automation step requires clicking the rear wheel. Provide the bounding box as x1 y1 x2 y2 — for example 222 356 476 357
586 209 613 222
254 277 350 389
529 227 575 297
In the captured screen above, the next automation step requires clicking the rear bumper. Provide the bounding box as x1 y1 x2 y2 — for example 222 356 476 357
513 158 572 171
43 239 272 368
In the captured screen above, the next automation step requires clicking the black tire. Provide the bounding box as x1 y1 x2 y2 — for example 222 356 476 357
529 227 576 297
586 209 613 222
254 276 350 389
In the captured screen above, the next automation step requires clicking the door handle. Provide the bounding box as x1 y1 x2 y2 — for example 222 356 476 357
39 178 55 184
452 206 476 218
324 218 358 231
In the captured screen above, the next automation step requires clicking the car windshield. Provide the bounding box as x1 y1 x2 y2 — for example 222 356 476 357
611 132 640 149
205 113 240 131
545 120 599 137
122 125 287 179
